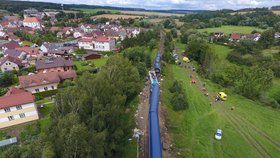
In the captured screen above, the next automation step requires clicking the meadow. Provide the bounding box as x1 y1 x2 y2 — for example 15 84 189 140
199 25 266 35
72 8 121 14
93 14 144 19
162 64 280 157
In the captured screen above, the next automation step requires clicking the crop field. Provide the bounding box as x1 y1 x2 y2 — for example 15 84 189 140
72 8 121 14
229 11 280 16
93 14 144 19
162 64 280 157
121 11 184 17
199 25 266 35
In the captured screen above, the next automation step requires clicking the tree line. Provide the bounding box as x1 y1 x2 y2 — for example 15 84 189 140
1 55 143 158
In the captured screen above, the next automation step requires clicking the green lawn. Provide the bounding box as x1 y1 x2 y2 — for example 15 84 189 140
92 58 109 67
39 103 53 132
162 64 280 157
199 25 266 35
21 41 32 46
36 98 54 132
209 44 232 60
72 8 121 14
75 58 109 71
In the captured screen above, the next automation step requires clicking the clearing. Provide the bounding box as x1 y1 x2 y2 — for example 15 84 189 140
93 14 144 19
199 25 266 35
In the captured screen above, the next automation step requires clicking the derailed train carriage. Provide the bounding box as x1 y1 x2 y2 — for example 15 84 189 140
148 51 163 158
154 52 161 75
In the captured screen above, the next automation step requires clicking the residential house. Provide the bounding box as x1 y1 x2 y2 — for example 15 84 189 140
2 16 19 21
0 24 3 31
7 34 20 42
35 58 74 74
40 43 60 54
47 50 68 57
0 55 23 72
78 38 94 50
19 71 76 93
230 33 261 42
73 30 83 38
0 87 39 129
3 49 27 60
15 46 41 58
244 33 261 41
275 32 280 39
0 31 8 39
105 29 120 40
56 32 64 38
78 36 116 51
93 36 116 51
1 41 20 50
82 52 102 60
126 28 141 38
23 17 41 29
214 32 224 38
229 33 242 42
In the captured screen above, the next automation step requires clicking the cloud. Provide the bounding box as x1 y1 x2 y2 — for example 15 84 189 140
19 0 280 10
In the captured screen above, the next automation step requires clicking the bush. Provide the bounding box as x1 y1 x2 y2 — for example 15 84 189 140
170 92 189 111
34 89 58 98
169 80 183 93
169 80 188 111
260 93 280 109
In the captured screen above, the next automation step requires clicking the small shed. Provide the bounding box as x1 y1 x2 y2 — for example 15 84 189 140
82 52 102 60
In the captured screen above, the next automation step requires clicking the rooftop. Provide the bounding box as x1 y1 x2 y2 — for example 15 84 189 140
0 88 34 109
35 58 74 70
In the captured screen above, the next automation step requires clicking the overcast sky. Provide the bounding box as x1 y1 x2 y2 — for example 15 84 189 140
20 0 280 10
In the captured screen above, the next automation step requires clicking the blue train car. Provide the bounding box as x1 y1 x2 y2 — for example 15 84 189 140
149 83 162 158
154 53 161 74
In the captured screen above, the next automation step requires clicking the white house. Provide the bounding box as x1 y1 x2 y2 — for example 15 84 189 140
93 36 116 51
19 71 76 93
73 31 83 38
23 17 41 29
19 72 60 93
78 38 94 50
78 36 116 51
0 55 23 72
0 88 39 129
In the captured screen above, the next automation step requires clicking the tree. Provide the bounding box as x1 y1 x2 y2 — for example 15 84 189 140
169 80 183 93
0 72 18 88
51 55 140 157
186 37 209 65
171 28 178 38
274 22 280 32
234 66 273 99
258 29 275 49
170 92 188 111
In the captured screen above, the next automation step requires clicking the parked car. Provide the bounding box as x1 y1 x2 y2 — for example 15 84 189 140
215 129 222 140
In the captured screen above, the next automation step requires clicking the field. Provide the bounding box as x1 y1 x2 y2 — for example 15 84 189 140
229 11 280 16
93 14 144 19
162 63 280 157
121 11 184 17
199 25 265 35
72 8 121 14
